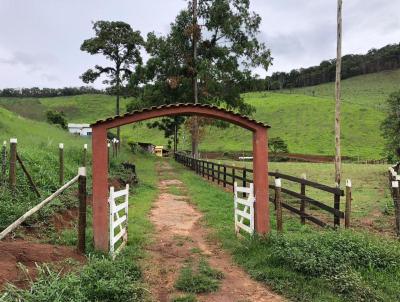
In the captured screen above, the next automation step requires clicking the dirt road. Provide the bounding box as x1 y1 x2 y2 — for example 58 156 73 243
144 161 283 302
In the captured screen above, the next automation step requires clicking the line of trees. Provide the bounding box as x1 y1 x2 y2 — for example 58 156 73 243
0 86 104 98
238 43 400 93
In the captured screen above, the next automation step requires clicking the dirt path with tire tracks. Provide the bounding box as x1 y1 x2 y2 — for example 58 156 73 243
143 161 283 302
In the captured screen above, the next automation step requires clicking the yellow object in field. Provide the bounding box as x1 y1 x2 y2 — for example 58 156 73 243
155 146 164 157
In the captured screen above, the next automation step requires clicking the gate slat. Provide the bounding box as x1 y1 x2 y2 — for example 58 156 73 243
234 182 254 235
112 215 127 229
109 184 129 259
112 228 126 245
235 209 251 220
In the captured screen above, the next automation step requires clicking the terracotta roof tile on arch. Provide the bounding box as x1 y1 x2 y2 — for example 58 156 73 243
91 103 270 128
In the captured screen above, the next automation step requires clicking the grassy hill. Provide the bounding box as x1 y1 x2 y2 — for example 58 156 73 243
0 106 88 230
0 69 399 159
281 69 400 108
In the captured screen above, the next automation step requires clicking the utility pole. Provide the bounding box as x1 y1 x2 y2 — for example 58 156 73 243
192 0 198 105
335 0 342 186
191 0 199 158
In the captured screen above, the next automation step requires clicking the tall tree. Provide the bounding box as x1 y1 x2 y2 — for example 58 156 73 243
191 0 200 157
138 0 272 154
381 91 400 161
335 0 342 186
80 21 144 141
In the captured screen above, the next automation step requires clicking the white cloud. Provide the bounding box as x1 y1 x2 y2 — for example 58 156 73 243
0 0 398 87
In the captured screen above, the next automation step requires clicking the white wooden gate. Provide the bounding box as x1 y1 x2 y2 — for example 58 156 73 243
109 185 129 258
234 182 255 235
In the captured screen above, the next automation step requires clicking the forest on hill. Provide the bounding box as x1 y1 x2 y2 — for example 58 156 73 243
241 43 400 92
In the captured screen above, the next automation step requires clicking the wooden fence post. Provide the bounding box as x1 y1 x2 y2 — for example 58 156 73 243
1 141 6 185
242 168 247 197
223 165 227 187
82 144 87 167
77 167 87 253
300 173 306 225
212 162 215 181
107 142 111 171
275 178 283 232
59 143 64 185
207 162 210 180
217 162 221 184
202 161 205 177
333 183 341 227
9 138 17 190
345 179 352 229
392 180 400 236
16 153 41 198
112 139 115 158
232 164 236 191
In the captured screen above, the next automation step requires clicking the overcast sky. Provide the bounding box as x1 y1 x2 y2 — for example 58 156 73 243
0 0 399 88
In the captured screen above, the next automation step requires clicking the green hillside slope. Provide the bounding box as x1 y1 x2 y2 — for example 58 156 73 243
281 69 400 108
0 107 87 230
0 69 399 159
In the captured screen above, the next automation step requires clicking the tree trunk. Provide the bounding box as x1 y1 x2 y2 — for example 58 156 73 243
116 70 121 143
335 0 342 186
174 123 177 154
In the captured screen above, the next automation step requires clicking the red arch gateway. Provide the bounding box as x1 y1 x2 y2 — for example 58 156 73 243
91 103 270 252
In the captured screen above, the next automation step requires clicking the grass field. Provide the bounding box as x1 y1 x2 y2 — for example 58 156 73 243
211 159 394 235
170 158 400 302
281 69 400 108
1 69 399 159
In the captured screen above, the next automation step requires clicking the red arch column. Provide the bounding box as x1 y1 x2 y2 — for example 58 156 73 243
92 126 109 251
253 127 269 234
91 104 270 252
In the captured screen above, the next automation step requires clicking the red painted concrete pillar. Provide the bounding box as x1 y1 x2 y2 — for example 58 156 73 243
92 126 109 252
253 127 270 234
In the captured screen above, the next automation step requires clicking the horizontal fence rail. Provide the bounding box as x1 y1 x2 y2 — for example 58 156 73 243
0 172 81 241
175 152 349 228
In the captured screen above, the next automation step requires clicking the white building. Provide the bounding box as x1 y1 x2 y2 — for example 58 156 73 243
68 123 92 136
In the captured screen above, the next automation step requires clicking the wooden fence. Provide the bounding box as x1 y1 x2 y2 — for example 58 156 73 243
388 166 400 236
0 167 87 253
175 152 351 228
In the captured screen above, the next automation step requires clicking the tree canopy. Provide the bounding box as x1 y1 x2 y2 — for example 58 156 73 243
80 21 144 89
127 0 272 149
381 91 400 160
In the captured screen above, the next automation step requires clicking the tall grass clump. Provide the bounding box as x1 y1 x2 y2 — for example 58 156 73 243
1 256 148 302
235 231 400 302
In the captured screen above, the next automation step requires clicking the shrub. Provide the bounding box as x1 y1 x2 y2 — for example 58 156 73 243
268 231 400 301
46 110 68 129
2 256 147 302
